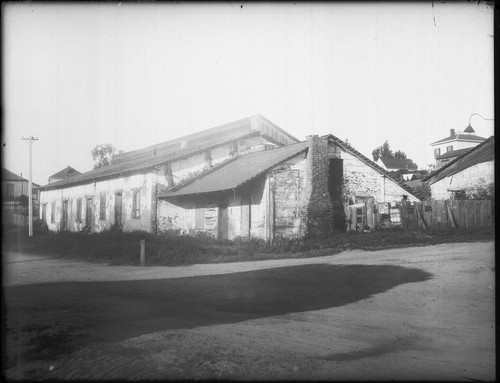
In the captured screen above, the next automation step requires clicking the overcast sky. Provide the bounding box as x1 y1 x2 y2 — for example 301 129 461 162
2 2 494 185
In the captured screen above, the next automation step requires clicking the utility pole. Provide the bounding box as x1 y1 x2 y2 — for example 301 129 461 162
22 136 39 236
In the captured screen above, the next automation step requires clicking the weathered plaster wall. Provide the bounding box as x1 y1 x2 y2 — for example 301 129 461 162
272 154 307 237
430 161 494 200
342 150 420 204
39 173 154 233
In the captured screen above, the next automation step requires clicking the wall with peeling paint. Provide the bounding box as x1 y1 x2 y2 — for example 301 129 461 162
429 161 494 200
342 150 420 204
39 173 155 233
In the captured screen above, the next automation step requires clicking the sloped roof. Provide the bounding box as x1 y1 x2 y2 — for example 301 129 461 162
49 166 81 180
160 136 423 201
430 132 486 146
324 135 423 201
436 148 470 160
424 136 494 185
379 158 418 170
159 142 308 197
112 115 299 165
2 168 28 182
38 115 299 191
38 131 261 191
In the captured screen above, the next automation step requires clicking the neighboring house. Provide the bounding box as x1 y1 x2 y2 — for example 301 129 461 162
430 127 487 169
376 157 418 172
423 136 494 200
2 168 40 226
48 166 81 184
37 115 299 233
2 168 30 200
2 168 40 201
157 135 421 239
37 116 421 237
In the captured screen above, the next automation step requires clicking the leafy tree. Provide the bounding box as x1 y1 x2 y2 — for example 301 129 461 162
372 140 393 162
394 150 407 159
91 144 122 169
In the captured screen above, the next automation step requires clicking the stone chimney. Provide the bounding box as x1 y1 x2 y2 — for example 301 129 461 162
300 135 335 238
450 129 455 136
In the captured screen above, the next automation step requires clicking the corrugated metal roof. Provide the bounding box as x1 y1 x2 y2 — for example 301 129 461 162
159 142 308 198
2 168 27 182
424 136 494 185
430 132 486 146
38 131 261 191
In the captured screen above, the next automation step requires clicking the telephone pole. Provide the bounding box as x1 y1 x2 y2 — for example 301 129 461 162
22 136 39 236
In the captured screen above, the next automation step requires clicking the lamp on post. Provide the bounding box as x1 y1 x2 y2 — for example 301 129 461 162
466 113 494 132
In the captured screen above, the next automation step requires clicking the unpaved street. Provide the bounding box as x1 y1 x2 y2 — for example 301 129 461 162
3 241 495 381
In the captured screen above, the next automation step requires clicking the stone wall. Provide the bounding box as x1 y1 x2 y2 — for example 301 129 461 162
301 136 335 238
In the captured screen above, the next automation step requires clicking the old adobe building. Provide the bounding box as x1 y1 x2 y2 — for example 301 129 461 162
38 116 420 239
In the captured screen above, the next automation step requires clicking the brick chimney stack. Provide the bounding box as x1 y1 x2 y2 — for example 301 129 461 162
300 135 335 238
450 129 455 136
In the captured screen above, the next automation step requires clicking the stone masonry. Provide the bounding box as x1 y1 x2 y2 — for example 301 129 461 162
301 135 335 238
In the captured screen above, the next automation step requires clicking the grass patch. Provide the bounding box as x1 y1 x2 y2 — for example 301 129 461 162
2 225 495 267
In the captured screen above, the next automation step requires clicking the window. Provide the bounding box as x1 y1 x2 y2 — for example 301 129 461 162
6 183 14 197
76 198 82 222
446 145 453 152
434 148 441 158
99 195 106 220
132 190 141 218
51 202 56 223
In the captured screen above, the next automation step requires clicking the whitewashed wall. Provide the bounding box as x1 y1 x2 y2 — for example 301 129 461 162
430 161 494 200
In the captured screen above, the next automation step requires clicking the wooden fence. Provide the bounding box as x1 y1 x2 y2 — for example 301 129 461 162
347 199 494 232
385 199 493 230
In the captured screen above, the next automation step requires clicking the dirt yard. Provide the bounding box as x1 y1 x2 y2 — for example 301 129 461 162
3 241 495 381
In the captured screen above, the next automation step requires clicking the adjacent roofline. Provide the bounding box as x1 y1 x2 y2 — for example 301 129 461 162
422 136 494 184
323 135 423 201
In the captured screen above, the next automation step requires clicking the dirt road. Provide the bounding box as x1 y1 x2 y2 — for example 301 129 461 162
3 241 495 380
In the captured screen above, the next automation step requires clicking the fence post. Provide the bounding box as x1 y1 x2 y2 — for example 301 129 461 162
140 240 145 267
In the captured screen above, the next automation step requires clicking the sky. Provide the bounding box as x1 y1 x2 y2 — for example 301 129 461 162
2 1 494 186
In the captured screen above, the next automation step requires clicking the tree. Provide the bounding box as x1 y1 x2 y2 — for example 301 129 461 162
343 139 355 150
394 150 407 159
372 140 393 162
91 143 122 169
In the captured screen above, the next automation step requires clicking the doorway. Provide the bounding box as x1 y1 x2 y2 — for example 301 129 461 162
218 205 228 240
61 200 68 231
115 193 123 229
86 197 93 229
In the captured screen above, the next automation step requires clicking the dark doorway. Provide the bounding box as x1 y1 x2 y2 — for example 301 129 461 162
61 200 68 231
115 193 123 229
329 159 346 231
218 205 228 240
86 198 93 229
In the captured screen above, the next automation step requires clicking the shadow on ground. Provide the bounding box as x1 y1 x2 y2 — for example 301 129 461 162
4 263 431 359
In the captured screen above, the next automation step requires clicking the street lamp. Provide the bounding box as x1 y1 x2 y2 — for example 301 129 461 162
466 113 494 132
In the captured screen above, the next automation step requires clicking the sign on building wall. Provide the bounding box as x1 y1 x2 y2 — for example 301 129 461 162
204 205 217 231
